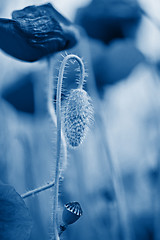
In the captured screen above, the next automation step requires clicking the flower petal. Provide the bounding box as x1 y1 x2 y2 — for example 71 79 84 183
0 3 79 61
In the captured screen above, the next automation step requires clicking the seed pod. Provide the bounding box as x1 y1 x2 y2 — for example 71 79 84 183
62 202 83 225
62 88 94 148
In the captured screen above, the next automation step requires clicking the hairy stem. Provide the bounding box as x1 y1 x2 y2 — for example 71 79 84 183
52 54 85 240
21 179 62 199
48 57 67 176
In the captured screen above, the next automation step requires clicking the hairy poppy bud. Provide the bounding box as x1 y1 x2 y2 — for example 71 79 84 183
0 3 79 61
62 89 94 148
62 202 83 225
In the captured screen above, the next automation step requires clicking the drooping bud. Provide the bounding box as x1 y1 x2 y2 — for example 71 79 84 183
62 88 94 148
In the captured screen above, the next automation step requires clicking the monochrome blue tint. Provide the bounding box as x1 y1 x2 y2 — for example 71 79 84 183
0 0 159 240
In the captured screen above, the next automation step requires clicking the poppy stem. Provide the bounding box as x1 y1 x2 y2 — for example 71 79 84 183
21 178 62 199
140 7 160 31
52 54 85 240
58 225 67 236
48 56 68 175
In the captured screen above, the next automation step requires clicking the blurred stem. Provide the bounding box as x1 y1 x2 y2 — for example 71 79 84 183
149 66 160 240
20 134 46 239
48 56 57 125
140 8 160 31
51 54 85 240
97 111 132 240
80 35 132 239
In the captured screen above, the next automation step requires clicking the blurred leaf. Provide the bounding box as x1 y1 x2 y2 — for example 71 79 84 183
0 182 32 240
0 3 79 62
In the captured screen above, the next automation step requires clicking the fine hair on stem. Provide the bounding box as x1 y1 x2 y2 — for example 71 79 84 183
52 54 86 240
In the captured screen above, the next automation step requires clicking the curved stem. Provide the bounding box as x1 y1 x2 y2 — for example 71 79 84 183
60 54 85 89
52 54 85 240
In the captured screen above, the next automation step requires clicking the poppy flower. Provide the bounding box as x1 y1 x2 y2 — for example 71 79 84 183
75 0 142 44
0 3 79 62
0 182 32 240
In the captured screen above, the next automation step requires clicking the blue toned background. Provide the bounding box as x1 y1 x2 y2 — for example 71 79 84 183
0 0 160 240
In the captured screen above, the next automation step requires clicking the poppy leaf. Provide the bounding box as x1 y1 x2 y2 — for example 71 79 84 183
0 182 32 240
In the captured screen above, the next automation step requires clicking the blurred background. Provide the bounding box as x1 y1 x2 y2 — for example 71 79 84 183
1 0 160 240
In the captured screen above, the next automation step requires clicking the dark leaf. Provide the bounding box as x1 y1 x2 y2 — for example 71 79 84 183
0 3 79 61
0 182 32 240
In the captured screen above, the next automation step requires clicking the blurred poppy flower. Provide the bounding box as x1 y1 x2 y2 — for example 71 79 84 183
90 39 144 89
75 0 142 44
0 3 79 62
0 182 32 240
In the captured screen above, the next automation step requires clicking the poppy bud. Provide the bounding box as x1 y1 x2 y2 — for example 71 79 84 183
62 202 83 225
62 89 94 148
